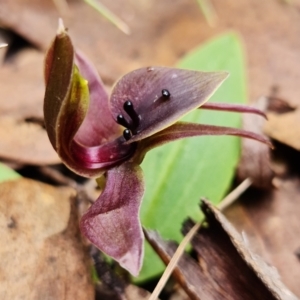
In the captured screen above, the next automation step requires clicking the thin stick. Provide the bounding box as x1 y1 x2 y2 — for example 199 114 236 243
0 43 8 49
196 0 218 27
218 178 252 211
148 222 201 300
83 0 130 35
148 178 252 300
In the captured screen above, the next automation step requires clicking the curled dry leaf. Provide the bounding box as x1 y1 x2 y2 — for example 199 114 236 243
0 178 94 300
146 199 298 300
237 97 274 189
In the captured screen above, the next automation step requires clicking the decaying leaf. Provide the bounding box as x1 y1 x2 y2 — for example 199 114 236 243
2 0 300 106
189 200 298 300
0 117 59 165
96 281 151 300
266 95 296 114
144 229 209 300
145 199 298 300
264 109 300 151
92 248 151 300
0 178 94 299
0 50 44 119
237 97 273 188
0 50 59 164
225 177 300 297
0 0 208 82
0 0 58 49
1 0 300 168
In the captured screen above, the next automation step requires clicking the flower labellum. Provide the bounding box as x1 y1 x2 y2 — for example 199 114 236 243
43 21 271 276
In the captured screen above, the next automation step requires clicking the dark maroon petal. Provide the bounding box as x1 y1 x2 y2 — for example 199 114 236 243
200 102 267 119
44 25 134 177
74 51 121 147
80 162 145 276
110 67 228 142
71 137 136 172
44 27 74 149
57 137 135 177
137 121 272 159
47 59 131 177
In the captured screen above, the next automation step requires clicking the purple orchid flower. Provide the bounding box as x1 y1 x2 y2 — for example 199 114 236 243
43 23 270 276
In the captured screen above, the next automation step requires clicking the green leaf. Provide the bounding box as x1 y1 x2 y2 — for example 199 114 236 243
137 32 247 281
0 163 20 182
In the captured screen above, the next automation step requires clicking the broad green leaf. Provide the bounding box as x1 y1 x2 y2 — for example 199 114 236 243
138 32 247 281
0 163 20 182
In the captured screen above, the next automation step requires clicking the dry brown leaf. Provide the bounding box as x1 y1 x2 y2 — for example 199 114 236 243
145 199 298 300
0 117 59 164
0 0 59 49
145 229 207 300
1 0 300 165
96 283 151 300
0 50 44 119
237 97 273 188
225 177 300 297
124 285 151 300
0 0 208 82
169 288 190 300
267 95 296 114
189 200 298 300
264 109 300 151
0 178 94 300
0 49 59 164
64 0 208 83
91 248 151 300
213 0 300 106
2 0 300 106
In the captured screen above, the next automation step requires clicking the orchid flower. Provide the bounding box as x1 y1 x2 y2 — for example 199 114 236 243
43 22 270 276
